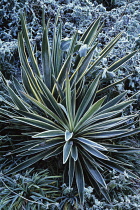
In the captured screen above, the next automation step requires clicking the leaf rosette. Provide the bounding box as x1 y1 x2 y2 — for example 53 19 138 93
0 13 139 204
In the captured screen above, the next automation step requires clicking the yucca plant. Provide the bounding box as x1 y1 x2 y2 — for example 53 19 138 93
0 12 140 204
0 169 59 210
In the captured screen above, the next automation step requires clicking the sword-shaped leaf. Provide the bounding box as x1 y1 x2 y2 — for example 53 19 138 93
73 17 100 69
21 92 68 129
5 141 40 155
83 157 107 188
107 51 137 72
76 137 107 151
78 33 122 80
84 116 135 132
80 17 101 45
42 23 51 89
66 72 74 130
79 110 121 131
102 143 140 151
67 31 78 55
18 32 43 99
6 150 50 175
80 148 104 171
100 187 111 203
79 143 109 160
75 159 85 204
97 75 132 94
71 144 78 161
42 146 63 160
97 91 127 112
75 96 106 130
112 148 140 153
18 33 44 102
12 77 24 97
100 32 122 56
30 138 63 151
71 43 98 82
15 117 59 130
7 86 28 112
75 75 100 124
63 141 73 164
21 66 43 102
0 108 18 118
33 130 64 138
20 14 40 77
98 159 140 180
18 32 32 77
52 23 62 77
69 155 75 187
97 100 134 115
36 77 68 124
52 77 64 100
16 110 61 129
55 54 72 88
84 129 129 139
118 127 140 138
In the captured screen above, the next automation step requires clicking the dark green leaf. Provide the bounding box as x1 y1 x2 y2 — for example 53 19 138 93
20 15 40 76
71 144 78 161
6 150 49 174
83 157 107 188
75 159 85 204
69 155 75 187
42 24 51 89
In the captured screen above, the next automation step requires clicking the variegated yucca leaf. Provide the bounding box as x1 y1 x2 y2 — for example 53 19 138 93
1 13 139 205
2 75 140 204
18 14 137 102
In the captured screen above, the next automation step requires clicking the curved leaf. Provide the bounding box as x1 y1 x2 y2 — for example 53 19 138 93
33 130 64 138
20 14 40 77
76 137 107 151
65 130 73 141
69 155 75 187
75 75 100 124
21 92 69 130
71 144 78 161
84 129 129 139
6 150 49 175
42 24 51 89
75 96 106 130
63 141 73 164
66 72 74 130
75 159 85 204
79 143 109 160
7 87 28 112
108 51 137 72
83 157 107 188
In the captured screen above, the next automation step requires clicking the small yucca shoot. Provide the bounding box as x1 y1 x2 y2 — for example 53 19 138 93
0 169 59 209
0 13 139 204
